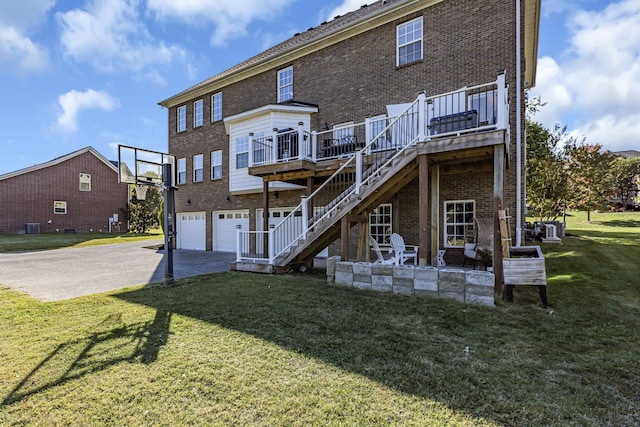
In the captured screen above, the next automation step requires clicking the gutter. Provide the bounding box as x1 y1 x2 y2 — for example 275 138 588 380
515 0 523 247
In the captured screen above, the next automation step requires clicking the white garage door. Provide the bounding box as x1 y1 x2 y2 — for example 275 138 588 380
213 210 250 252
177 212 206 251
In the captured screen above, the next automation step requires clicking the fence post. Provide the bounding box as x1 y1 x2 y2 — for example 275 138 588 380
311 130 317 161
301 195 309 238
496 71 507 130
272 128 279 163
269 224 276 264
248 133 254 166
355 151 362 195
297 122 305 160
235 224 242 261
364 116 372 154
417 92 426 141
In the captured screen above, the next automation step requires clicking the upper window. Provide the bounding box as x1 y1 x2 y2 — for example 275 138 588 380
211 150 222 180
54 201 67 215
177 106 186 132
444 200 475 248
193 154 203 182
177 158 186 184
194 99 203 127
397 17 423 66
211 93 222 122
278 66 293 102
236 136 249 169
79 173 91 191
370 204 393 245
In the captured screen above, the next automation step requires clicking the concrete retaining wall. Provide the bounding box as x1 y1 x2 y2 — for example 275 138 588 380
327 257 494 306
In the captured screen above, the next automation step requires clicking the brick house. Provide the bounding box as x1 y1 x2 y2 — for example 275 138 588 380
159 0 541 275
0 147 129 234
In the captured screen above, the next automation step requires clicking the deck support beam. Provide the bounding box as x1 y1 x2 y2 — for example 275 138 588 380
493 145 505 298
418 154 429 266
430 163 440 266
263 180 269 257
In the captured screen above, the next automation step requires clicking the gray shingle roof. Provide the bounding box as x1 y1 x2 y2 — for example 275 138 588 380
159 0 410 107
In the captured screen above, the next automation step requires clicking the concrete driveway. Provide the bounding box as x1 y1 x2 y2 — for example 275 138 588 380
0 239 236 302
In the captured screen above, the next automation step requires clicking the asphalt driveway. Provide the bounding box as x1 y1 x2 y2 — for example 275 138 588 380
0 239 236 302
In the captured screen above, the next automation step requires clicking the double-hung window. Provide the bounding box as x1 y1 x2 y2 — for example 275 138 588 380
177 158 186 184
444 200 475 248
194 99 203 127
193 154 203 182
79 173 91 191
211 150 222 180
278 66 293 102
397 17 423 66
177 106 186 132
236 136 249 169
211 93 222 122
54 201 67 214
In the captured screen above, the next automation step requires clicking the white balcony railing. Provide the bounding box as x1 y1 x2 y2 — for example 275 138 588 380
238 73 508 264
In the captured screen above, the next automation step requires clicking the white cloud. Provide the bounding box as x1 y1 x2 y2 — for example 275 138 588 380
57 0 185 75
56 89 119 134
146 0 295 46
530 0 640 152
325 0 370 21
0 0 54 73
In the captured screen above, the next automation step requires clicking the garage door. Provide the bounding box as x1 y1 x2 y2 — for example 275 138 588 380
213 210 249 252
177 212 206 251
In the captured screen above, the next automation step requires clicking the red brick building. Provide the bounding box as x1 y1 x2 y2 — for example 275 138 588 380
158 0 541 269
0 147 129 234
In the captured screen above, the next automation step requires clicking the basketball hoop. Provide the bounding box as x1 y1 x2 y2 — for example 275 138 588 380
134 184 149 201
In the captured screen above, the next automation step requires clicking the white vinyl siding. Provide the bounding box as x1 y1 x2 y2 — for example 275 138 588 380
277 67 293 102
177 157 187 185
211 150 222 180
177 105 186 132
211 92 222 122
397 17 423 66
193 154 203 182
194 99 203 127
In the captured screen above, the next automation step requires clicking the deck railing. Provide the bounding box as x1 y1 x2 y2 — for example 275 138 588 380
237 73 508 263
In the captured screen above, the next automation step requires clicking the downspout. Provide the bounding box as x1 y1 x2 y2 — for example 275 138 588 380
515 0 523 246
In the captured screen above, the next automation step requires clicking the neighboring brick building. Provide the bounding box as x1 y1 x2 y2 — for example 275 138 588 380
0 147 129 234
159 0 541 270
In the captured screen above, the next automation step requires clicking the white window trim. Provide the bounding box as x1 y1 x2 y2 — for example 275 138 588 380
211 92 222 122
211 150 222 180
177 157 187 185
79 173 91 192
54 200 67 215
193 154 204 182
370 203 393 245
194 99 203 127
277 66 293 102
443 200 475 248
177 105 186 132
396 17 423 67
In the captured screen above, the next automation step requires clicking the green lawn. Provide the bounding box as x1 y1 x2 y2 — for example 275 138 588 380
0 212 638 426
0 229 163 253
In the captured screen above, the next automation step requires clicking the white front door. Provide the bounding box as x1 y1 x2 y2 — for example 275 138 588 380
177 212 206 251
213 210 250 252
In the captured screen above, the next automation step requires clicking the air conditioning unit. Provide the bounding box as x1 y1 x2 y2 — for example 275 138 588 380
25 223 41 234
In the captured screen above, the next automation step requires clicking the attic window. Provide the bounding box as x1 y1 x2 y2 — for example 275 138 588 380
79 173 91 191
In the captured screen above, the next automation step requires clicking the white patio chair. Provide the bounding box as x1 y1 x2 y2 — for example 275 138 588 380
390 233 418 265
370 236 394 264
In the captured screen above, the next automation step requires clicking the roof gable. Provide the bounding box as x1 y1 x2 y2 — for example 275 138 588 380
0 146 118 181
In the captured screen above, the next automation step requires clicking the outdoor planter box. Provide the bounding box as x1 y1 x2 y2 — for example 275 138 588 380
503 246 547 286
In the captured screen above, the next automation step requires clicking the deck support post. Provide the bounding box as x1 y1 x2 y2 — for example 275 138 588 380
263 180 269 258
430 163 440 266
341 214 367 261
418 154 429 266
493 145 505 298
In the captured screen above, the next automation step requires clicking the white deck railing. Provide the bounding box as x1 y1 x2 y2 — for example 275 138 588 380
238 73 508 264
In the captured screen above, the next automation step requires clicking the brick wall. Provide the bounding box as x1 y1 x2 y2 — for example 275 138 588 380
166 0 523 251
0 151 129 234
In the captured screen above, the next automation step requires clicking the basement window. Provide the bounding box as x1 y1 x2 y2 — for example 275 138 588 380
54 201 67 215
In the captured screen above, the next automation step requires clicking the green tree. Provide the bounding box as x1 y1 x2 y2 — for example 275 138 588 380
608 156 640 210
526 120 569 221
564 141 615 221
128 185 162 234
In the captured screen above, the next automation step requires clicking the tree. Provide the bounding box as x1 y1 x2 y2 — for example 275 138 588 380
128 185 162 234
608 156 640 210
564 141 615 221
526 120 569 221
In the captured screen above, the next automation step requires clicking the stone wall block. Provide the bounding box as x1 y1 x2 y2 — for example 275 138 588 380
371 264 394 276
371 274 393 292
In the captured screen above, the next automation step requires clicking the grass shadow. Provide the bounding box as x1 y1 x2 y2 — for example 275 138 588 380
2 310 171 406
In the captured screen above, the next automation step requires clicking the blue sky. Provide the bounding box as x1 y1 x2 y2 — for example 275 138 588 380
0 0 637 175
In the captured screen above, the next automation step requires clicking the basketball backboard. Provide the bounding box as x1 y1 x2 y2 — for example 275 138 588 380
118 145 176 187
